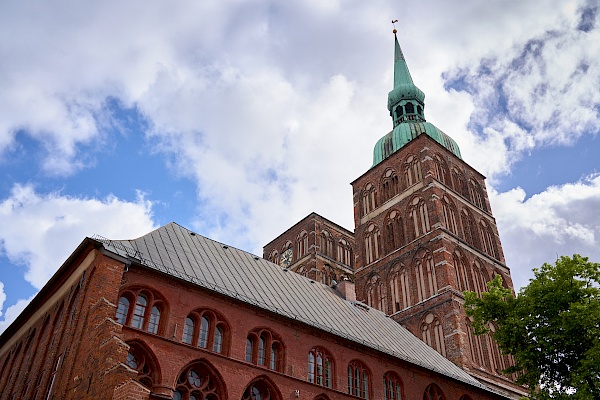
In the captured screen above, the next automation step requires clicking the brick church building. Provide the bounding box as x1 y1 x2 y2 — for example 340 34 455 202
0 34 525 400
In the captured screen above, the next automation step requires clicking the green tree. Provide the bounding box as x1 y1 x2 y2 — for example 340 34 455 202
464 255 600 399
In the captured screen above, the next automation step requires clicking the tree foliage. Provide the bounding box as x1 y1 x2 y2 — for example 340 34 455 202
464 255 600 399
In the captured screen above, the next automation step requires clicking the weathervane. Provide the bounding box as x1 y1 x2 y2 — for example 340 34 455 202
392 19 398 34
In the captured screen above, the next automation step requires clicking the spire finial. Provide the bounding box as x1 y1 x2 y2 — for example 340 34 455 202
391 19 398 34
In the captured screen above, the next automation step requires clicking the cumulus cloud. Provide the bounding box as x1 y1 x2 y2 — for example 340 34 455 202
0 292 37 334
0 184 157 289
491 173 600 290
0 0 599 296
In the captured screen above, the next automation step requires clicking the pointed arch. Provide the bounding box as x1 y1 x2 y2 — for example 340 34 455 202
403 154 422 188
441 196 458 236
423 383 446 400
381 168 400 203
347 359 370 399
432 154 451 186
362 182 378 216
173 359 227 400
389 264 411 312
452 250 471 292
408 196 430 241
337 238 352 266
297 231 309 258
364 223 381 264
451 168 467 198
421 313 446 357
241 375 282 400
460 209 478 249
245 327 285 372
415 251 437 302
308 346 334 388
125 340 162 390
383 371 403 400
384 209 405 254
182 307 230 355
478 219 499 259
365 274 386 311
320 230 334 258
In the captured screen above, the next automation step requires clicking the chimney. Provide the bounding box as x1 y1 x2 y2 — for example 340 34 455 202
335 279 356 302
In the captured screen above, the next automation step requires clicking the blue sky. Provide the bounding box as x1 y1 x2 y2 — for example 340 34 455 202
1 0 599 332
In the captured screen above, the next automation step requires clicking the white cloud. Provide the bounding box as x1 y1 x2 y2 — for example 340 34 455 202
0 293 36 334
491 173 600 290
0 282 5 318
0 184 157 289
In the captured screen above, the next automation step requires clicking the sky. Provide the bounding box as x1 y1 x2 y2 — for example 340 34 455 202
1 0 599 333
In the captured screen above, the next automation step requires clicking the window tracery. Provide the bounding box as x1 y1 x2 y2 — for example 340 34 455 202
362 183 377 216
389 265 411 312
241 378 280 400
421 314 446 357
125 341 159 389
383 371 403 400
384 210 404 254
245 329 284 372
308 347 333 388
415 252 437 302
441 196 458 236
404 155 422 188
423 383 446 400
297 231 308 258
182 309 229 355
381 169 400 203
365 274 386 311
173 361 224 400
347 360 370 399
364 224 381 264
115 288 166 335
409 197 430 240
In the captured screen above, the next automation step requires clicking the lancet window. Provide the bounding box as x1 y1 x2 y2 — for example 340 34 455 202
381 169 400 203
415 252 437 302
297 231 308 258
362 183 377 216
479 220 499 260
245 328 284 372
423 383 446 400
383 372 403 400
347 360 370 399
441 196 458 236
116 288 166 335
364 224 381 264
390 265 411 312
365 274 386 311
337 239 352 266
308 347 333 388
432 154 450 186
384 210 404 254
409 197 430 240
182 309 229 355
421 313 446 357
404 155 422 188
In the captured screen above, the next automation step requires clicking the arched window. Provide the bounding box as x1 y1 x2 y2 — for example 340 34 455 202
441 196 458 236
451 168 467 198
365 275 386 312
116 289 166 335
389 265 411 312
381 169 400 203
321 264 336 286
294 265 307 277
453 251 471 292
479 220 499 259
384 210 404 254
173 361 224 400
297 231 308 258
466 318 485 367
364 224 381 264
125 341 160 389
468 179 487 211
183 318 195 345
241 378 281 400
182 309 230 355
460 210 478 248
421 314 446 357
423 384 446 400
245 329 284 372
432 154 450 186
415 252 437 302
308 347 333 388
347 360 370 399
383 372 403 400
320 231 334 258
404 155 422 188
268 250 279 264
409 197 430 240
132 294 147 329
116 296 130 325
405 102 414 114
459 395 474 400
337 239 352 266
362 183 377 216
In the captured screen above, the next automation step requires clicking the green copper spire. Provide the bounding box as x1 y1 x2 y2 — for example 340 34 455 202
372 31 462 167
387 34 426 126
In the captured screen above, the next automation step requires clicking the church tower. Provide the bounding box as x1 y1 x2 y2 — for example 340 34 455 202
351 32 520 393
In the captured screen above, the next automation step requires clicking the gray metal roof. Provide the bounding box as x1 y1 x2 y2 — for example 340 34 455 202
95 222 503 395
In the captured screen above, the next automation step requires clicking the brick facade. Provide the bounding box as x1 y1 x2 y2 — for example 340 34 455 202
263 213 355 285
0 243 509 399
